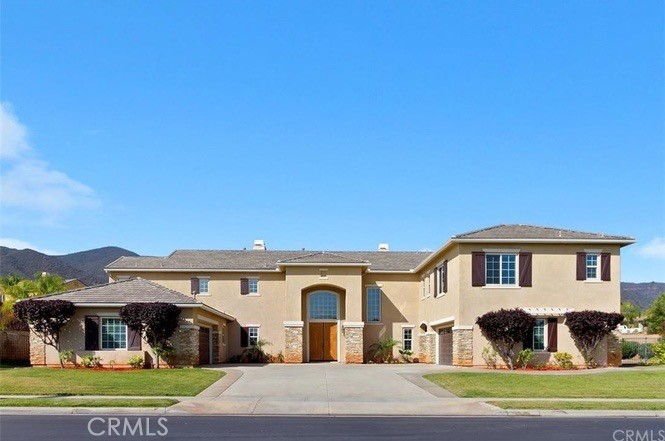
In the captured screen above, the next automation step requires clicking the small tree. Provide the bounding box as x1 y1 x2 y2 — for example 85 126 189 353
14 299 75 368
369 337 400 363
564 310 624 368
620 301 641 327
644 293 665 336
476 308 535 370
120 302 181 368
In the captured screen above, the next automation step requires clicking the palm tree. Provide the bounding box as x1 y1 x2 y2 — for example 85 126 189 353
32 272 65 296
0 273 65 331
370 337 401 363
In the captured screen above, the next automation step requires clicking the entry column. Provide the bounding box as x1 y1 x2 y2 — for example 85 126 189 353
342 321 364 363
283 321 304 363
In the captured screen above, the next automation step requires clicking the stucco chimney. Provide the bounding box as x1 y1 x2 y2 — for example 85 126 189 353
253 239 266 250
377 243 390 252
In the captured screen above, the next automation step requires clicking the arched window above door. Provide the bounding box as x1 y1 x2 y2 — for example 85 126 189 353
309 291 338 320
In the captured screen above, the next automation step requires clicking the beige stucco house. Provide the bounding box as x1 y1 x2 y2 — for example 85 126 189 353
30 224 635 368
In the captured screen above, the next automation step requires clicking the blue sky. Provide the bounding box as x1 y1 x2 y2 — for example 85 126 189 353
1 1 663 282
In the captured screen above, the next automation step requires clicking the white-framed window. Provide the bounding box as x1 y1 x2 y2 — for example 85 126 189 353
437 264 446 296
485 253 517 285
101 318 127 349
421 279 426 299
248 278 259 295
533 319 546 351
402 327 413 351
309 291 339 320
198 277 210 295
586 253 599 280
366 287 381 322
248 327 259 346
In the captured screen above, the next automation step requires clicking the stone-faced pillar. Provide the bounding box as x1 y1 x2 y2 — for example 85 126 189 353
284 321 304 363
342 322 364 363
29 332 46 366
452 326 474 366
212 330 221 364
417 332 436 364
168 324 200 367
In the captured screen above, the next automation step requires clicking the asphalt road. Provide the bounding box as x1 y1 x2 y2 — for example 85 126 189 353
1 416 663 441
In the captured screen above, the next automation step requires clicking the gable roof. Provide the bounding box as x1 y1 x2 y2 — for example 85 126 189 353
452 224 635 242
277 252 371 265
32 278 234 320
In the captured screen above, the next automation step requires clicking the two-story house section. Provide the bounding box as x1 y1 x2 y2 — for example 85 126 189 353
103 224 634 367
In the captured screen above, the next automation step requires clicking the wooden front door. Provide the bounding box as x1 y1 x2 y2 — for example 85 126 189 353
309 322 337 361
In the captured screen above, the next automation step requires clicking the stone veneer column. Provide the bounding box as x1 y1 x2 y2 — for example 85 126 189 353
212 330 221 364
417 332 436 364
452 326 474 367
29 332 46 366
343 322 364 363
168 324 200 367
284 321 304 363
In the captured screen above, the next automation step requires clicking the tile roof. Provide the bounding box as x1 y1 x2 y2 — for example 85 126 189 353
452 224 634 241
34 278 200 304
277 252 370 265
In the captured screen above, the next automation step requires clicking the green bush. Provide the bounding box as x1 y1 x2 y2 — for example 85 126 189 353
638 343 654 360
553 352 575 370
80 354 102 368
59 350 75 366
516 349 535 369
482 345 498 369
649 339 665 365
128 355 144 369
621 340 640 359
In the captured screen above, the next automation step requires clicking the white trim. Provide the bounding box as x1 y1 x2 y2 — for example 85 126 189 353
482 248 521 253
247 277 260 295
278 262 371 268
246 324 261 328
533 318 547 352
366 269 414 274
283 321 304 327
100 317 128 351
452 325 473 331
583 249 603 253
429 316 455 327
520 307 573 316
401 324 415 328
197 276 211 296
342 321 365 328
484 252 519 287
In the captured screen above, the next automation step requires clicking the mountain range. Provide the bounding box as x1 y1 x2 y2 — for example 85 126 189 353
0 247 663 308
0 246 138 285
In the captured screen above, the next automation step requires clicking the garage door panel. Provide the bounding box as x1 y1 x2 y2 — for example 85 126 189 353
438 328 452 365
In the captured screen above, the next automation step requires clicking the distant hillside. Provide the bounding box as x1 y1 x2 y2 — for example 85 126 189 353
621 282 665 310
0 246 138 285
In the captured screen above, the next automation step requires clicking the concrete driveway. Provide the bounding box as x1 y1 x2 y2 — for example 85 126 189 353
173 363 498 416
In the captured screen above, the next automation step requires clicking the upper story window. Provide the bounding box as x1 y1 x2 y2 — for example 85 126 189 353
436 261 448 296
101 318 127 350
309 291 338 320
248 278 259 294
199 277 210 294
366 287 381 322
585 254 599 280
486 254 516 286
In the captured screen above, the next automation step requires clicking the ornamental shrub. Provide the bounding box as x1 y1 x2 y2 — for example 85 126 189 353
564 311 623 368
621 340 640 359
476 309 535 370
120 302 180 368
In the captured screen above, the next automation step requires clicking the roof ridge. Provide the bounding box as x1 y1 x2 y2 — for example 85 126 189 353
35 278 136 299
452 224 506 238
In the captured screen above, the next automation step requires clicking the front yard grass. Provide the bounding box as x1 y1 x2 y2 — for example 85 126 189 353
0 367 224 396
424 370 665 399
0 398 179 408
487 401 665 411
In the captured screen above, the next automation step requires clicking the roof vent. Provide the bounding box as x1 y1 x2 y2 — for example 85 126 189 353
377 243 390 252
253 239 266 250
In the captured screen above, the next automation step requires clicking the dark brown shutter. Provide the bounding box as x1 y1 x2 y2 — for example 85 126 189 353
547 318 558 352
433 269 438 295
84 316 100 350
601 253 611 281
442 260 448 293
191 278 199 295
471 252 485 286
576 252 587 280
240 278 249 295
519 252 532 287
240 327 248 347
127 328 142 350
523 326 533 350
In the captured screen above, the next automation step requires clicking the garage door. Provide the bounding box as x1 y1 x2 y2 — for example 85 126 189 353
199 327 210 365
438 327 453 365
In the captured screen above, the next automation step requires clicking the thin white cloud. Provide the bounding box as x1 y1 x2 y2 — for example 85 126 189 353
637 237 665 259
0 238 60 255
0 103 100 224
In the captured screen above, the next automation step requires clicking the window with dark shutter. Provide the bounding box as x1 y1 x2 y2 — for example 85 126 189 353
85 316 100 350
240 278 249 295
127 328 142 351
547 318 558 352
433 269 438 296
576 253 587 280
191 278 200 295
601 253 611 281
442 260 448 293
240 327 249 347
519 252 532 287
471 252 485 286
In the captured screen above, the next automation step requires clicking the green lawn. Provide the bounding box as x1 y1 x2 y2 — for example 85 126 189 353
0 367 224 396
487 401 665 411
0 398 178 408
424 370 665 398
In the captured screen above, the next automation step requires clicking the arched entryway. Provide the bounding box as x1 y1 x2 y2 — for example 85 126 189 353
306 290 340 361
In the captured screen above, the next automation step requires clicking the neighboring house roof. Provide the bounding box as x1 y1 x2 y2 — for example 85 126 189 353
105 224 634 274
106 250 430 272
32 278 234 320
453 224 635 242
